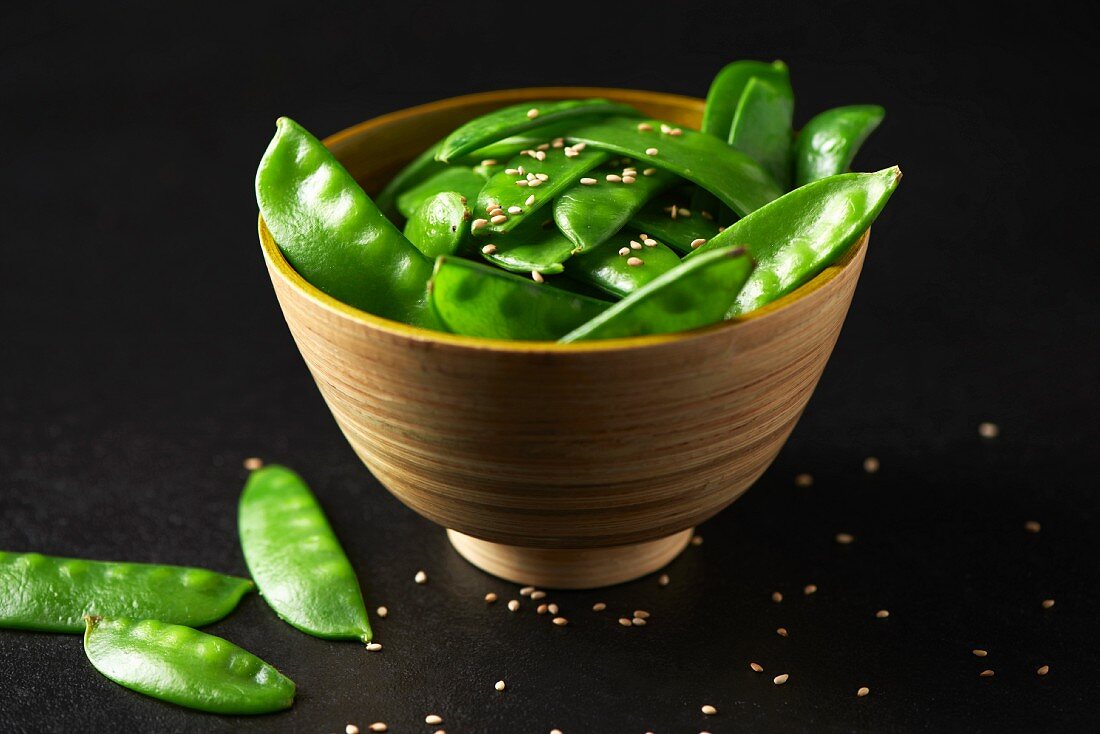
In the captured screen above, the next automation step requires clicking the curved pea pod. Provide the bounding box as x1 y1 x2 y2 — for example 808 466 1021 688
554 165 678 252
256 117 439 328
794 105 886 186
691 167 901 316
239 465 372 643
436 99 639 162
375 140 446 220
565 117 782 218
560 245 754 343
701 59 790 138
396 165 485 220
456 120 579 162
479 219 578 275
565 231 682 298
404 192 470 259
429 257 609 340
728 76 794 189
0 551 252 633
475 146 610 235
83 616 295 715
629 190 722 254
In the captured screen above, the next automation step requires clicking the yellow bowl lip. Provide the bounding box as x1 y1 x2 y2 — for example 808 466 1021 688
258 86 868 355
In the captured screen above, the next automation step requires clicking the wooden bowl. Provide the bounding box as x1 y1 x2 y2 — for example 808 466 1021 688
258 87 869 589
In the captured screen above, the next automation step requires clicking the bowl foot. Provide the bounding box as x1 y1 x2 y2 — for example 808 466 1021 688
446 528 694 589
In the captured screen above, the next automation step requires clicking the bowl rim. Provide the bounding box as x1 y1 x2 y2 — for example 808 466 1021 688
258 86 867 354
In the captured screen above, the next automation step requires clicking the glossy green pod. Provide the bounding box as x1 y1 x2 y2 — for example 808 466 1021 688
396 166 485 220
691 167 901 316
256 117 439 328
728 76 794 189
475 146 611 235
0 551 252 634
794 105 885 186
553 164 677 252
479 218 579 275
84 616 295 715
404 191 470 258
429 256 609 340
564 231 682 298
437 99 638 162
565 117 782 218
560 246 754 343
629 190 723 254
239 465 372 643
702 60 790 139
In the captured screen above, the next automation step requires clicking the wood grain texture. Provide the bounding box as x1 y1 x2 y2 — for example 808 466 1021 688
258 87 869 585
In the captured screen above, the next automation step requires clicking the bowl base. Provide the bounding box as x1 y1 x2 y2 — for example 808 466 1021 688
446 528 694 589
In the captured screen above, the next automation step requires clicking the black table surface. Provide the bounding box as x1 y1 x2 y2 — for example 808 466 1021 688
2 2 1097 732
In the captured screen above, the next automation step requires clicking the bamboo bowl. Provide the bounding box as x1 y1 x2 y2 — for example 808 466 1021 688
258 87 869 589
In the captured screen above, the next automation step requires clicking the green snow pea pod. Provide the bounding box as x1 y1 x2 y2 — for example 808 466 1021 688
553 163 678 252
691 167 901 316
0 551 252 634
429 257 609 340
560 245 754 343
375 141 445 220
565 117 782 218
479 218 578 275
437 99 639 162
794 105 886 186
404 192 470 259
475 146 611 235
728 76 794 189
701 59 790 138
457 121 580 162
256 117 439 328
396 165 486 219
629 190 722 254
239 465 372 643
83 616 295 715
564 230 682 298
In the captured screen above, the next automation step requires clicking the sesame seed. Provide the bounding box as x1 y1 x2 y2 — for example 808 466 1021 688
1024 520 1041 533
771 592 783 603
376 606 388 618
658 574 670 587
580 177 597 185
1037 665 1050 676
701 705 717 715
526 173 536 181
485 592 498 603
481 159 497 166
773 674 789 685
535 151 546 161
619 618 632 627
857 687 870 697
574 142 586 151
415 570 427 584
552 137 564 148
691 535 703 546
490 215 508 224
701 210 714 220
1042 599 1055 609
425 715 443 725
486 202 500 212
633 610 650 619
750 662 764 673
643 238 657 246
516 179 529 186
552 617 568 626
627 257 644 267
638 122 653 131
489 208 505 217
690 238 707 249
972 649 988 657
369 724 388 733
550 730 563 734
366 642 382 651
481 244 497 255
537 143 550 151
980 669 995 678
630 240 643 250
645 147 659 156
347 726 360 734
547 603 559 614
537 604 548 614
508 600 520 611
531 271 544 283
979 421 1000 438
618 247 631 256
679 208 692 217
519 586 535 596
660 123 671 134
622 176 636 184
525 194 535 206
795 473 814 488
536 173 549 181
876 609 890 618
863 457 880 473
804 584 818 595
505 168 519 175
776 627 788 637
564 149 578 157
527 108 539 119
836 533 855 544
243 457 263 470
517 166 525 175
529 178 542 186
592 602 607 611
643 168 657 175
508 206 522 214
495 680 506 691
606 174 622 182
718 226 726 232
632 617 646 626
531 590 547 600
669 128 683 136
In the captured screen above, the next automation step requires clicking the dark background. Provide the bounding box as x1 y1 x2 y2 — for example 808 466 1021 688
2 1 1097 732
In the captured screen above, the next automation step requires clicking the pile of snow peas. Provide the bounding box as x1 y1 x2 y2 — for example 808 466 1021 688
256 60 900 340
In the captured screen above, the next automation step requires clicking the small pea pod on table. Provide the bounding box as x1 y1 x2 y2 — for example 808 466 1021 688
396 166 485 220
728 75 795 189
560 245 755 343
256 117 439 329
0 551 252 633
436 99 640 162
83 616 295 715
629 190 722 254
479 218 579 275
553 163 678 253
794 105 885 186
239 465 372 643
565 230 682 298
404 191 470 259
565 117 783 218
429 257 609 340
691 167 901 316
